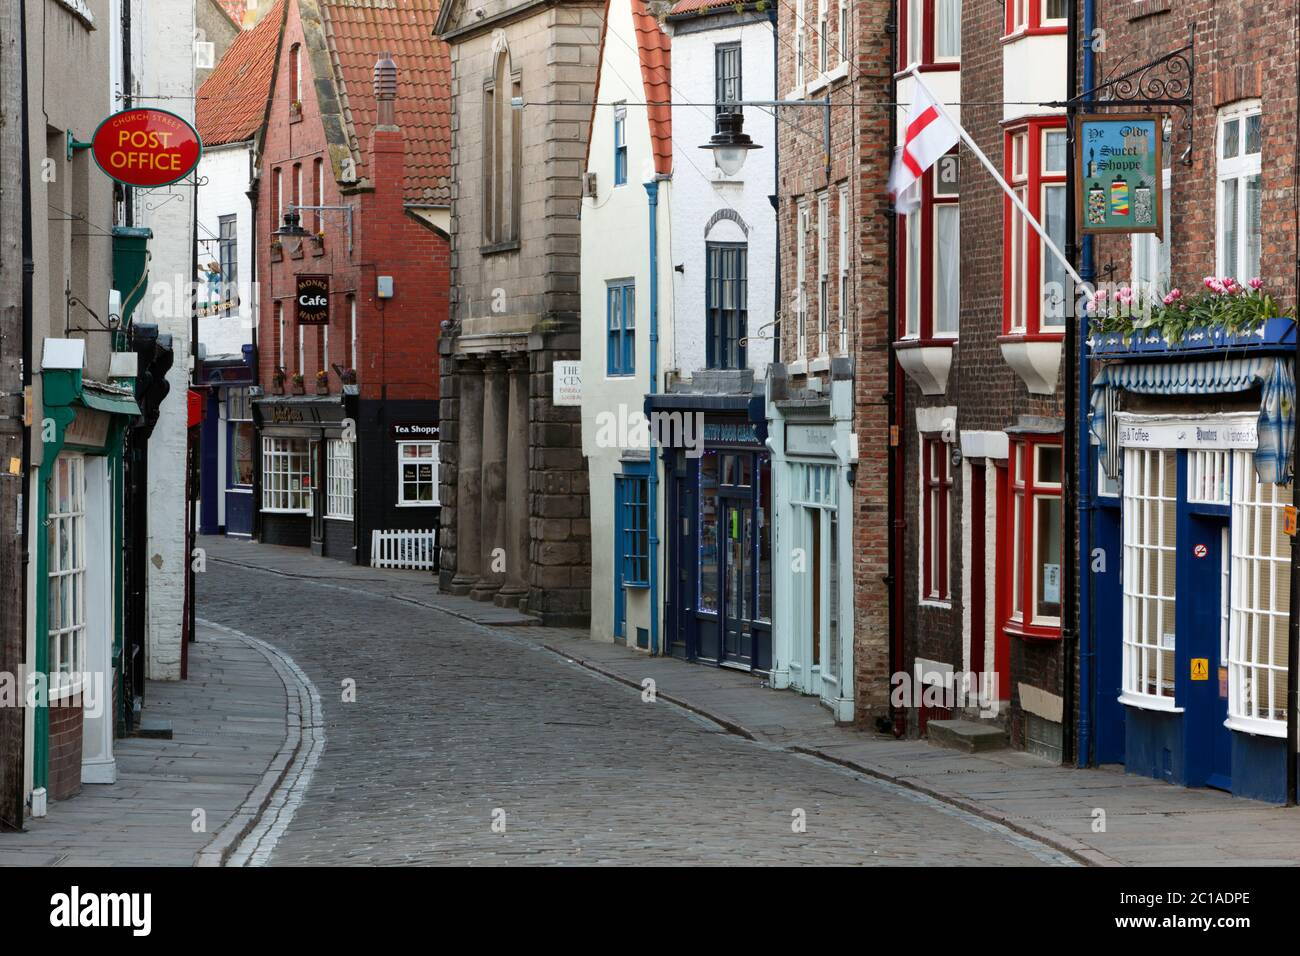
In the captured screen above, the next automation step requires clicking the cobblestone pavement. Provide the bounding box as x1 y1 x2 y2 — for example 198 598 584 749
197 556 1070 865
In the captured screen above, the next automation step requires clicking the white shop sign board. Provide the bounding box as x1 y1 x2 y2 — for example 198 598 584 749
553 360 582 407
1114 413 1258 451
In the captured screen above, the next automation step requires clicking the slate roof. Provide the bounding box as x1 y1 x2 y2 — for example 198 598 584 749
320 0 451 205
196 0 285 147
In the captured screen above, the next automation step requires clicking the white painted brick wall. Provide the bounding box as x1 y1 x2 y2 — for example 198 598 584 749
138 0 197 680
196 144 256 358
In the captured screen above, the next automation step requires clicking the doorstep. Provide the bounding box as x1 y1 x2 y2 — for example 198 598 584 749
530 631 1300 867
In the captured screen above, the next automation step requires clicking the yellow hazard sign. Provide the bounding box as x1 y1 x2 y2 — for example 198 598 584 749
1191 658 1209 681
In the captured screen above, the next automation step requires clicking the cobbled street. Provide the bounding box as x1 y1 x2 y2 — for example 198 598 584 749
195 556 1067 866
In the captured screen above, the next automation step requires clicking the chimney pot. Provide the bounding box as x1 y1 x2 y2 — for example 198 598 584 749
374 52 398 127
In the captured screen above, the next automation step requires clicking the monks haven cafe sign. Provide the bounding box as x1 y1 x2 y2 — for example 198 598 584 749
88 108 202 188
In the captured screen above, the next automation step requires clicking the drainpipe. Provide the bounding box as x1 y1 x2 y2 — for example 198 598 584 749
885 4 905 737
769 4 780 361
1287 9 1300 806
645 179 661 656
1076 0 1097 768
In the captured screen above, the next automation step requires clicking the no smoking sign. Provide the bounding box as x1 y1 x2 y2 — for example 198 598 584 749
1193 543 1208 559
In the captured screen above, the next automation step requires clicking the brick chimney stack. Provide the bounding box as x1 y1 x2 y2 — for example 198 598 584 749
374 52 398 130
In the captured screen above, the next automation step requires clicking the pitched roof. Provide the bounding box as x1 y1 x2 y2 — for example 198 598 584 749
632 0 672 175
320 0 451 205
196 0 285 147
666 0 737 15
587 0 672 178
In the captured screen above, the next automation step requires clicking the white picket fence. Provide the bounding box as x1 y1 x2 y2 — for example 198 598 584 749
370 528 438 571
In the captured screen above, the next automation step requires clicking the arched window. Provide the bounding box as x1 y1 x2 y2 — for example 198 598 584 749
483 49 521 246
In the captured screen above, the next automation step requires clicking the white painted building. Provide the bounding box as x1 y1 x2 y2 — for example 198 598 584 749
196 142 255 360
579 0 674 650
134 0 198 680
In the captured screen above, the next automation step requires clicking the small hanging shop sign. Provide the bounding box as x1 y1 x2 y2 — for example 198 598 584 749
295 274 331 325
1077 114 1163 237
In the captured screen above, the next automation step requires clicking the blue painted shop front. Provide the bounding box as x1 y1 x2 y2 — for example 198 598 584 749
197 346 256 538
1087 329 1295 803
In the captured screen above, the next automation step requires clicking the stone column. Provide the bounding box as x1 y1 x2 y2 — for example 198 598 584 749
471 355 508 599
448 357 483 595
495 352 531 607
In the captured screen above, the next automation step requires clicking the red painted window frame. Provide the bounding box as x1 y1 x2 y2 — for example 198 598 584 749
1001 117 1067 338
897 154 959 341
897 0 962 72
922 434 952 602
1004 0 1069 38
1002 434 1063 641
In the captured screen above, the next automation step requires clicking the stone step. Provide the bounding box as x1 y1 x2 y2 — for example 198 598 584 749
926 719 1008 753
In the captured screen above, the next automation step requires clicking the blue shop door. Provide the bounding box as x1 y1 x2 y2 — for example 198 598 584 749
1183 512 1231 791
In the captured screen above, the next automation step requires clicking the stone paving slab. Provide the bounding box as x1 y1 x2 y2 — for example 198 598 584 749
201 534 536 626
0 624 288 867
531 630 1300 867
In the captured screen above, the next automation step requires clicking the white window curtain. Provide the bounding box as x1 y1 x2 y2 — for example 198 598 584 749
1040 183 1067 329
934 0 961 59
904 209 921 337
934 204 960 336
1217 102 1262 281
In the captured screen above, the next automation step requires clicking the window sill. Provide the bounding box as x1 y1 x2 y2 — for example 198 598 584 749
806 62 851 95
623 581 650 590
787 359 808 376
480 239 520 257
48 681 84 704
1003 618 1061 641
396 502 438 508
893 62 960 79
919 598 953 610
810 355 831 373
261 508 312 515
325 514 354 522
894 338 955 396
1224 714 1287 739
606 372 636 380
1001 26 1068 44
998 334 1063 395
1118 691 1183 714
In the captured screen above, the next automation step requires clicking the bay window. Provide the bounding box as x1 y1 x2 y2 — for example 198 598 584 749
1120 447 1177 705
1004 120 1067 336
1217 101 1262 282
921 435 952 603
901 0 962 67
326 438 354 520
1227 450 1290 734
899 152 959 340
1007 0 1067 35
262 437 311 513
1006 436 1063 637
47 454 86 696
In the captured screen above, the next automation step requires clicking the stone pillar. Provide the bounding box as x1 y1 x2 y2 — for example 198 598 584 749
471 355 508 599
448 356 483 595
495 353 531 607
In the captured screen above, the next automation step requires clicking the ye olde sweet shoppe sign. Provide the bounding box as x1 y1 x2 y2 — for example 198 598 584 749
1077 113 1163 237
89 108 202 188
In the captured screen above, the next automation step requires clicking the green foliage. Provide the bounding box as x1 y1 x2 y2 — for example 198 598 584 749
1087 278 1293 346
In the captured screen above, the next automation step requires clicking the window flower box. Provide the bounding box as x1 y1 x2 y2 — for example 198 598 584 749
1090 316 1295 357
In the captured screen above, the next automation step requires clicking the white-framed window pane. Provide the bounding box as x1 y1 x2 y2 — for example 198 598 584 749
933 203 960 336
1221 177 1239 278
262 437 311 512
1228 451 1291 730
1122 448 1178 702
1244 173 1261 279
1042 129 1067 173
46 454 86 695
397 441 439 506
326 439 354 520
907 0 923 64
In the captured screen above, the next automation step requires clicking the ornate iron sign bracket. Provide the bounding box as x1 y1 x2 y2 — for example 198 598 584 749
1049 24 1196 166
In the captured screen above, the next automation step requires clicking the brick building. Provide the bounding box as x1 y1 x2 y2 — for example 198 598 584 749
893 0 1072 757
768 0 893 724
433 0 602 626
251 0 451 566
1080 0 1299 801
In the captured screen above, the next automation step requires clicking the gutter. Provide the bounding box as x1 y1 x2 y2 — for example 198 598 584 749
645 180 661 657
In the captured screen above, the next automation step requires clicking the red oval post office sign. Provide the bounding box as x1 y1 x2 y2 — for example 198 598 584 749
91 108 202 187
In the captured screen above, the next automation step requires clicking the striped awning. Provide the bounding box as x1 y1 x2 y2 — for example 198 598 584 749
1089 356 1296 485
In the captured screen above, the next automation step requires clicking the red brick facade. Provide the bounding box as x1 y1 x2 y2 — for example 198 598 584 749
777 0 894 725
48 696 83 802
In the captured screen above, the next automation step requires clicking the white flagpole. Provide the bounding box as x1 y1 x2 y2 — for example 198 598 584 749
908 72 1086 292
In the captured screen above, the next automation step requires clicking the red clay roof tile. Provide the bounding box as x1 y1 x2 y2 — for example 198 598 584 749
196 0 284 147
320 0 451 205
